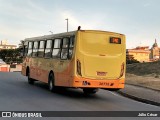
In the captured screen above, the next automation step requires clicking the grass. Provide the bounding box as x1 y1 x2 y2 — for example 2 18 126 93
126 61 160 91
127 61 160 76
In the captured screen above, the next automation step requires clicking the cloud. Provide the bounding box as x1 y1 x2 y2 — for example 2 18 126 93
60 10 107 31
0 0 160 49
143 3 151 7
0 0 61 44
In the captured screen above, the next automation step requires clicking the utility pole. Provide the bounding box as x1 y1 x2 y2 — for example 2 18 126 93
65 18 68 32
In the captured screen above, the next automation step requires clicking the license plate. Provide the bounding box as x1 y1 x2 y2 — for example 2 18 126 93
97 72 107 76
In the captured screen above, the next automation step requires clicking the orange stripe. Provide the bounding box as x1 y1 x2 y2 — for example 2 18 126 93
71 76 125 88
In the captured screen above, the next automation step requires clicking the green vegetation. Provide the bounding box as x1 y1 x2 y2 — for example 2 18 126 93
127 61 160 76
126 54 139 64
0 48 22 64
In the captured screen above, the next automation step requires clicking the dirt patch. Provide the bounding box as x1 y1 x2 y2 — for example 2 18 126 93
126 61 160 91
126 73 160 91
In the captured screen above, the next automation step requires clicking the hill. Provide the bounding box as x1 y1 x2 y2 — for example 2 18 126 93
127 61 160 77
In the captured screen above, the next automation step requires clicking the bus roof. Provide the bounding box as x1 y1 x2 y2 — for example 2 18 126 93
79 30 125 36
24 31 76 41
24 30 124 42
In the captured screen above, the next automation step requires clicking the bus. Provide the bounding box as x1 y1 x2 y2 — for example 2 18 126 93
21 29 126 94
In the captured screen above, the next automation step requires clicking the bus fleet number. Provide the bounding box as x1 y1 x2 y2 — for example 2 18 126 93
99 82 112 86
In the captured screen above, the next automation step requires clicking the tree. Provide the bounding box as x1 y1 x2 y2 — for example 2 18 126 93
0 48 22 64
126 54 139 64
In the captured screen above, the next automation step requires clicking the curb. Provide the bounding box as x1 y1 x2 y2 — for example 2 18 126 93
126 83 160 92
117 90 160 107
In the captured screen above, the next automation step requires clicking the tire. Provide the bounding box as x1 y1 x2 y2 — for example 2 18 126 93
107 88 120 91
28 71 34 85
83 88 99 94
48 73 56 92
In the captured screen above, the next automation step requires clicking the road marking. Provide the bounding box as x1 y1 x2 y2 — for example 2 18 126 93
108 91 120 97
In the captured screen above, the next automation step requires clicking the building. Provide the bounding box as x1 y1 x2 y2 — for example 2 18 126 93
0 40 17 50
0 59 10 72
150 39 160 61
127 39 160 63
127 46 151 63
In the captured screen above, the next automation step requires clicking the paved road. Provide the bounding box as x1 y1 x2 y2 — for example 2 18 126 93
0 72 159 120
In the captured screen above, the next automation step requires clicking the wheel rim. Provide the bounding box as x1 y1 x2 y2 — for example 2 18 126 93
28 72 30 79
49 74 54 91
49 80 53 90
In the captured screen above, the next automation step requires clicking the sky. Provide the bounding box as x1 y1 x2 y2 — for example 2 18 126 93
0 0 160 48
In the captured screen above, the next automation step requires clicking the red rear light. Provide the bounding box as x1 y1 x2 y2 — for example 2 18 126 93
119 62 125 78
77 60 82 76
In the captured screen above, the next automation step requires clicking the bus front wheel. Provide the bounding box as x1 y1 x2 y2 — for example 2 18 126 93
48 73 56 92
28 71 34 85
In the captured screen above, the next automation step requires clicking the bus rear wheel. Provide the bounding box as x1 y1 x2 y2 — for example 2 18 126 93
28 71 34 85
48 73 56 92
83 88 98 94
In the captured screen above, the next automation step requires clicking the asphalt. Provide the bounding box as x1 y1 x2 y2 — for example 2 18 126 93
0 72 160 120
118 84 160 106
0 72 160 111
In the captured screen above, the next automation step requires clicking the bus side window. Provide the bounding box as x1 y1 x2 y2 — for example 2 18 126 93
24 46 28 56
61 38 69 60
27 42 33 57
32 41 39 57
45 40 52 58
38 41 45 57
68 36 75 59
52 39 61 59
23 41 28 56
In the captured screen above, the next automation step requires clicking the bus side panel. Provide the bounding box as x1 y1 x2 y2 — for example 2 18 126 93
36 67 49 83
35 58 49 83
30 58 37 80
29 58 53 84
55 60 74 87
32 58 74 86
21 65 27 76
21 57 30 76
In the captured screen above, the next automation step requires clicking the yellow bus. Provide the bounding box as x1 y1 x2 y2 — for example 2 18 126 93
21 30 126 94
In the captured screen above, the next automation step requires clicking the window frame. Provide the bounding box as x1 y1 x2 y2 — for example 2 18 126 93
44 39 53 58
32 41 39 57
68 36 75 60
27 41 33 57
52 38 62 59
37 40 45 58
60 37 70 60
23 41 28 57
